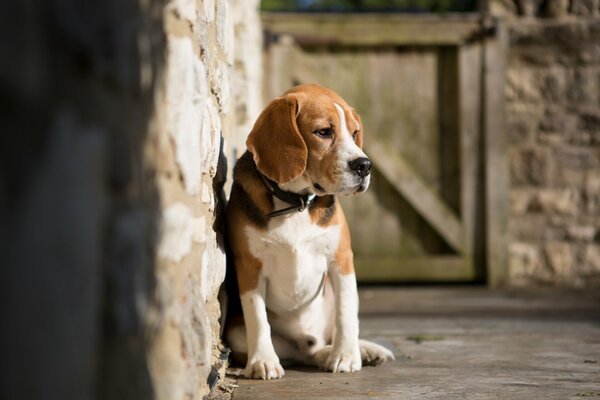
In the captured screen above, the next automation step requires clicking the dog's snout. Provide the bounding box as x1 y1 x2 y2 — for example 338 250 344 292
349 157 372 178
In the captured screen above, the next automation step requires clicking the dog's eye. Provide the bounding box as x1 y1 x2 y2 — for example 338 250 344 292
353 130 359 141
314 127 333 138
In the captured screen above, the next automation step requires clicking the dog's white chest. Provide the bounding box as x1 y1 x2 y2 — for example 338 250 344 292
245 209 341 312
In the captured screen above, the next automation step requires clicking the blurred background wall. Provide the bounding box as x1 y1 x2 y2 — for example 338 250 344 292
503 8 600 287
0 0 261 399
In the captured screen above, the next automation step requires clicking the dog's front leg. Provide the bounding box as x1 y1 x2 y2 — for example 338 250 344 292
240 277 285 379
323 258 362 373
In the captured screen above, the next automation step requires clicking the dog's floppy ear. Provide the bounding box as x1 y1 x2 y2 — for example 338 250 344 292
246 94 307 184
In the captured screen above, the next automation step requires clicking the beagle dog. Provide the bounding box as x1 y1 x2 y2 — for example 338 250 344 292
225 84 394 380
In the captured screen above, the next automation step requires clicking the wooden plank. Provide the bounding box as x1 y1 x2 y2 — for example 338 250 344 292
262 13 484 47
483 23 509 287
367 141 467 254
458 43 484 263
438 47 461 216
355 256 474 282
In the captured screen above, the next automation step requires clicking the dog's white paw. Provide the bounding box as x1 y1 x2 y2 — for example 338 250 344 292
359 339 395 366
244 356 285 380
316 344 362 373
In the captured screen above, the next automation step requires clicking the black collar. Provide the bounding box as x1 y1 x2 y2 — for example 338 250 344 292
258 173 316 218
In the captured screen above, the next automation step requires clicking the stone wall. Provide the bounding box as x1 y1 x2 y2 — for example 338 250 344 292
0 0 260 399
500 3 600 286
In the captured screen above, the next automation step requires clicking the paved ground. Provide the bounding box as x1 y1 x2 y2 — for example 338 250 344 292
221 287 600 400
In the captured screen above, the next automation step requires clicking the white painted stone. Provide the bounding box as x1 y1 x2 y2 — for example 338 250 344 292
166 37 207 195
216 0 233 65
151 1 261 398
150 324 186 400
205 236 227 301
200 250 209 303
158 202 201 262
194 20 209 54
203 180 216 212
192 216 207 244
196 231 226 306
200 96 221 177
201 183 212 204
212 63 230 114
169 0 197 23
202 0 215 23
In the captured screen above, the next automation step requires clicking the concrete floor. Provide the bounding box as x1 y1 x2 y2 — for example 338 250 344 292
221 287 600 400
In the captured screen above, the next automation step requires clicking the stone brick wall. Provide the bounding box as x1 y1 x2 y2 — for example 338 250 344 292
501 3 600 286
0 0 260 399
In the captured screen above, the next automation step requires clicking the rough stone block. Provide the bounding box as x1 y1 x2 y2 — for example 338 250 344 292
158 202 207 263
540 23 591 47
540 67 567 101
508 214 550 241
170 0 197 23
545 223 570 241
538 107 573 133
203 0 215 22
200 238 227 304
571 0 599 16
544 241 573 278
509 147 550 186
555 146 599 170
216 0 233 65
211 63 231 114
509 242 544 283
567 69 599 104
506 67 542 102
575 45 600 65
551 166 587 187
545 0 570 17
506 105 542 144
584 170 600 214
581 245 600 273
510 189 537 215
531 188 580 216
566 225 597 241
166 36 208 195
579 112 600 132
201 96 222 177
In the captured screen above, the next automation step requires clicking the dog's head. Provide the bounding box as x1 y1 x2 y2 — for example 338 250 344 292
247 84 371 195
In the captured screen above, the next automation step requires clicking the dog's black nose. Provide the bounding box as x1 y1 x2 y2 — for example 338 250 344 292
349 157 372 178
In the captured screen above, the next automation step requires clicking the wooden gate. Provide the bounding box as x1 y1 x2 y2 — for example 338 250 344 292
262 13 508 285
